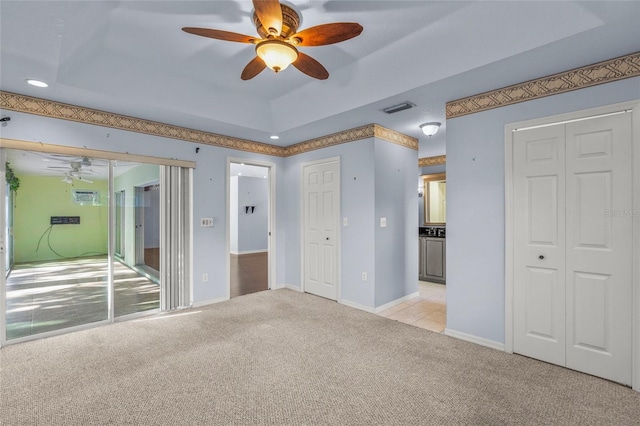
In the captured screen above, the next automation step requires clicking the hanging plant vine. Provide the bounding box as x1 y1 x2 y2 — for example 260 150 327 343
6 162 20 194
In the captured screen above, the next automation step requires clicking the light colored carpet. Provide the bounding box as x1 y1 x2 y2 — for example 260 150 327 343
1 289 638 425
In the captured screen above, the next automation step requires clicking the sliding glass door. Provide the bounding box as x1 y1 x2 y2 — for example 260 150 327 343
4 149 110 339
2 150 167 342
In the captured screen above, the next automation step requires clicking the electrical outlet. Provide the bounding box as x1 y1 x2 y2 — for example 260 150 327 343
202 273 209 282
361 272 367 281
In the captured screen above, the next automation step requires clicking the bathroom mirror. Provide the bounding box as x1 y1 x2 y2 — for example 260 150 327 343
422 173 446 224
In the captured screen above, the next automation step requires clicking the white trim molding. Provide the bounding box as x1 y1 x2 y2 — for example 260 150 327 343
284 284 303 292
373 292 420 314
444 329 506 352
192 296 230 308
230 249 268 255
340 299 376 314
504 100 640 392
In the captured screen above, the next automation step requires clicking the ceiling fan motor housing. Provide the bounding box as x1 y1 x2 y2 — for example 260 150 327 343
253 4 300 39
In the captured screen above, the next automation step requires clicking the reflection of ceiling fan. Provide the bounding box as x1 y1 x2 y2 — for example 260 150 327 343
182 0 363 80
61 172 93 185
44 156 100 184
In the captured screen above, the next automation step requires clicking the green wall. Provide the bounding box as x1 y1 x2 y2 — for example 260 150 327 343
13 174 109 263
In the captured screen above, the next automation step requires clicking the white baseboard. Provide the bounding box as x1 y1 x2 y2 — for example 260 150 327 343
271 283 286 290
230 249 268 255
339 299 376 313
284 284 302 292
444 328 505 352
373 292 420 314
192 295 230 308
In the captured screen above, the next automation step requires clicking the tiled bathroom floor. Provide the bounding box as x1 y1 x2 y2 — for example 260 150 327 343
378 281 446 333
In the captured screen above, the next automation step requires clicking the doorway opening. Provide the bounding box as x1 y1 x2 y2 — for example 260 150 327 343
227 160 274 299
134 180 160 278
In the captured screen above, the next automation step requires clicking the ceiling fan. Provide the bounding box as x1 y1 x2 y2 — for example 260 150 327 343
182 0 363 80
48 160 96 184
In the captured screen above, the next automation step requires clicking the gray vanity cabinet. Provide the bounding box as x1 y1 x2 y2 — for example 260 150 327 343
419 236 446 284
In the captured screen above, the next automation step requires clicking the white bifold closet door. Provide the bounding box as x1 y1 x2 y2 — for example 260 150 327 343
513 112 633 385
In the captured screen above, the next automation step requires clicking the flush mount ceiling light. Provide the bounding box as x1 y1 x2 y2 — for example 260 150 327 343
420 122 441 137
270 135 280 140
26 79 48 88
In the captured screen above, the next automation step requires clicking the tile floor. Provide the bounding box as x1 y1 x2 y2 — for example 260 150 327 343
378 281 446 333
6 257 159 340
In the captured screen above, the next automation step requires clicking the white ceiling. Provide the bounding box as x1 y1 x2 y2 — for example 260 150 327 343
1 1 639 156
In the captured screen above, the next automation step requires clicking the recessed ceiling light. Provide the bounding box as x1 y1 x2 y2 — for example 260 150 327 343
26 79 48 88
270 135 279 140
263 176 267 179
240 163 245 166
238 172 242 176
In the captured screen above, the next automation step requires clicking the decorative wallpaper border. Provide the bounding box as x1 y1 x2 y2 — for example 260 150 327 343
419 155 446 167
284 124 418 157
284 125 374 157
372 124 418 151
446 51 640 119
0 91 417 158
0 91 285 157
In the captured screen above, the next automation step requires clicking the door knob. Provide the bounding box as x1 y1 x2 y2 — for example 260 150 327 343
539 255 545 260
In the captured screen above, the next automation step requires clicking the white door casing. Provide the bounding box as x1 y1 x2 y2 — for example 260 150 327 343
225 157 277 299
507 102 638 389
302 157 340 301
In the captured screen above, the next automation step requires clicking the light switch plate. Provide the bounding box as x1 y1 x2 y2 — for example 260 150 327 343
380 217 387 228
343 217 348 227
201 218 214 227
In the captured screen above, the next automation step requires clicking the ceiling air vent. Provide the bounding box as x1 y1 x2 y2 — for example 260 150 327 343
382 102 415 114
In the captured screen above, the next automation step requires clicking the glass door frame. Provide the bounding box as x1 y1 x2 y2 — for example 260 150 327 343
0 147 165 347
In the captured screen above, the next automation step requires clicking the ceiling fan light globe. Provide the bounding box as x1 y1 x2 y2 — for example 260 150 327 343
256 40 298 73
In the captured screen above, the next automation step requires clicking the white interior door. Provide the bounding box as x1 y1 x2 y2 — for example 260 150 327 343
513 124 566 366
564 113 633 385
513 112 633 385
303 158 339 300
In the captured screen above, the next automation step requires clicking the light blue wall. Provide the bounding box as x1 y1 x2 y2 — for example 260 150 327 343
0 111 286 304
374 139 419 306
1 110 419 309
237 176 268 253
282 139 376 308
446 76 640 344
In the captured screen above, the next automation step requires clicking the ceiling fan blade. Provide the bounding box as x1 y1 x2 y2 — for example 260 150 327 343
290 23 363 46
253 0 283 36
182 27 256 43
293 52 329 80
241 56 267 80
72 176 93 184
